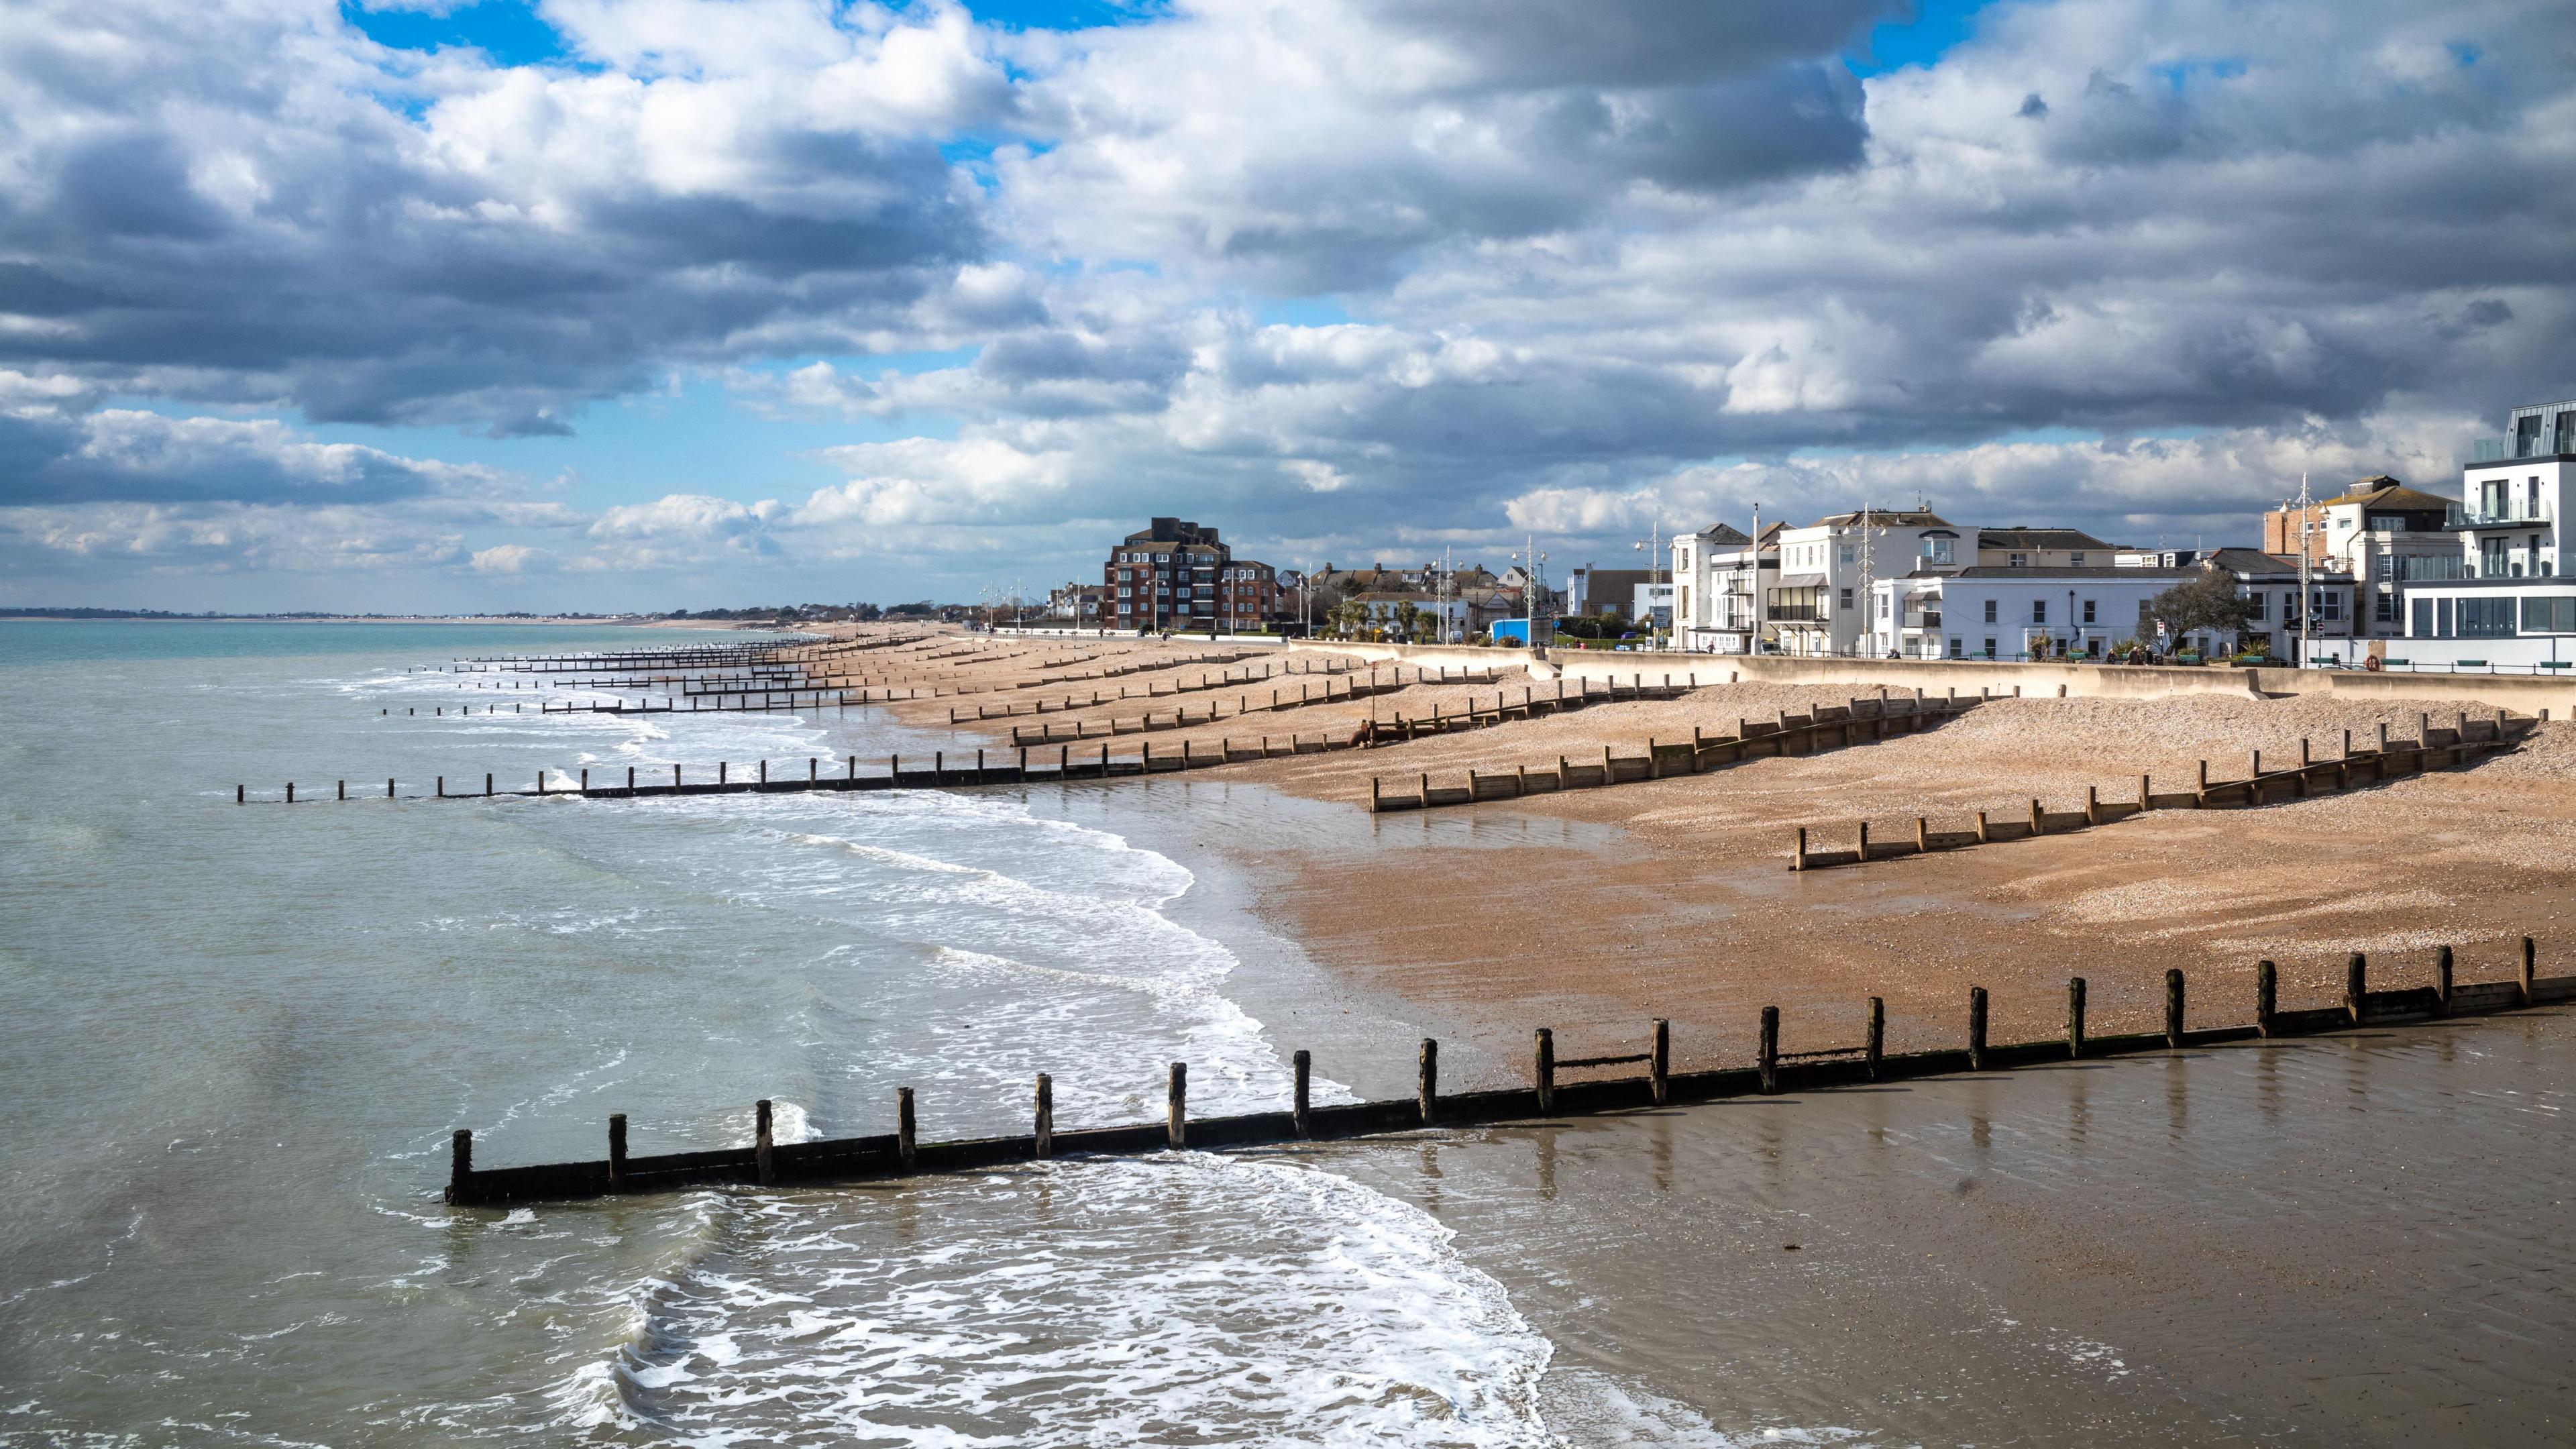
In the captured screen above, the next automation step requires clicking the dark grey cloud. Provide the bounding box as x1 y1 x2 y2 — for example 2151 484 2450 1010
0 0 996 434
1375 0 1896 89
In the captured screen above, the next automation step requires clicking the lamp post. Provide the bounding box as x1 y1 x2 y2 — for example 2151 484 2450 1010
1633 523 1664 651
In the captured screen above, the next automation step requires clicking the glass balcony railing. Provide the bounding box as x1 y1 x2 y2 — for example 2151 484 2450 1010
2447 503 2556 527
2473 428 2576 462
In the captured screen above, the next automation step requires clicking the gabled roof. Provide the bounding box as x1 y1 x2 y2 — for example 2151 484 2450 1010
1978 526 2114 551
2322 478 2453 511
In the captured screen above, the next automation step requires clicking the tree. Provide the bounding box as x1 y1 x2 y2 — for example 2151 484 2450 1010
2147 568 2251 647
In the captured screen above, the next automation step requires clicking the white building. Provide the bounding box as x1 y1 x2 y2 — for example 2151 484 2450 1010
2345 396 2576 667
1670 521 1780 653
1865 566 2200 660
1771 508 1966 656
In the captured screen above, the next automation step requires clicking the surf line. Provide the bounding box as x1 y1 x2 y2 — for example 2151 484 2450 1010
445 943 2569 1207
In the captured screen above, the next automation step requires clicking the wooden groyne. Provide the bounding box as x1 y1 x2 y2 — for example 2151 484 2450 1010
960 659 1375 725
1791 709 2535 869
235 731 1368 805
443 942 2574 1207
1370 689 1971 812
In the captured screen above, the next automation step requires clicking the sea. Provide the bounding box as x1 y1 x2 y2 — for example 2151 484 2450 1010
4 621 2572 1447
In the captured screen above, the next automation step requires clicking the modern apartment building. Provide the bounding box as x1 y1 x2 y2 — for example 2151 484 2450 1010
2371 396 2576 664
1103 518 1230 630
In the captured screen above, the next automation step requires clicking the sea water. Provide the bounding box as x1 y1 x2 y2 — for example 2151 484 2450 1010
0 622 1636 1446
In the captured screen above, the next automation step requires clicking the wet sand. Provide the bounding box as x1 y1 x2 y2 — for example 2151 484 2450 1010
1315 1006 2576 1445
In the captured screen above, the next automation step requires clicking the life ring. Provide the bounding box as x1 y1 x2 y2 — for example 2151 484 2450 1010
2363 655 2383 672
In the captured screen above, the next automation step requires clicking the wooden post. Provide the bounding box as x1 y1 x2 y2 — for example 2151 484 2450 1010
1758 1006 1780 1094
337 780 345 801
484 773 493 797
2029 798 2043 835
286 782 295 804
897 1087 917 1170
2346 952 2367 1025
1533 1029 1554 1114
1968 985 1988 1071
2436 945 2453 1017
2377 721 2389 752
755 1099 775 1185
2068 977 2086 1058
759 759 768 784
1866 996 1884 1079
1167 1062 1188 1147
1858 820 1870 861
388 778 396 799
608 1114 627 1189
1916 816 1929 851
2138 773 2150 810
437 775 444 798
2165 969 2185 1047
1650 1018 1670 1106
2523 936 2538 1006
1292 1050 1311 1136
445 1128 472 1204
1975 810 1989 843
1034 1074 1053 1158
2085 784 2099 824
2257 959 2277 1035
720 761 729 785
1418 1038 1439 1124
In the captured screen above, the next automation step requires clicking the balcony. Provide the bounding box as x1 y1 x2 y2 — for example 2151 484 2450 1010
2472 427 2576 462
1900 610 1943 631
2449 504 2552 529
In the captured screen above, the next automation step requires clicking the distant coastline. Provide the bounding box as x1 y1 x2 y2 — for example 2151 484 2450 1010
0 611 771 628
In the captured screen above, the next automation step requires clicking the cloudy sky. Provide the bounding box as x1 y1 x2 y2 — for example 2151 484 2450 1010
3 0 2569 611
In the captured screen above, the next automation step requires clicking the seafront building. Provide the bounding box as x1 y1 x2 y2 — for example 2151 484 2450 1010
2349 396 2576 667
1102 518 1287 631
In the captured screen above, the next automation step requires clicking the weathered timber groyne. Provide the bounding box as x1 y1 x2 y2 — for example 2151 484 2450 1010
443 942 2574 1207
235 731 1368 805
1791 708 2534 869
1371 688 1969 812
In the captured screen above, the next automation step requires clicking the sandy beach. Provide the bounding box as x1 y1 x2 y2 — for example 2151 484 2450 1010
810 628 2576 1079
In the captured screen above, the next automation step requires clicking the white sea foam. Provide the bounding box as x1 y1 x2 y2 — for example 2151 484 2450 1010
589 1155 1564 1447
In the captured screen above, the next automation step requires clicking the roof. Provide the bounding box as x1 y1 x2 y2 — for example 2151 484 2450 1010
1939 566 2202 580
2321 478 2453 511
1977 527 2114 551
2207 547 2356 580
1809 508 1950 529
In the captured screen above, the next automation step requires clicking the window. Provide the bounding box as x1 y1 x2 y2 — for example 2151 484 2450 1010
1948 637 1963 657
1840 545 1858 564
2526 597 2576 634
2314 590 2343 622
1841 587 1855 610
2031 600 2047 624
2460 597 2516 639
2483 538 2510 576
2082 599 2097 625
1982 599 1997 623
2375 592 2396 623
1876 592 1888 617
2246 591 2266 621
2531 479 2545 516
2010 552 2029 568
2411 598 2432 636
2438 598 2453 637
2483 478 2508 517
2070 551 2087 566
1983 637 1998 657
1919 537 1954 565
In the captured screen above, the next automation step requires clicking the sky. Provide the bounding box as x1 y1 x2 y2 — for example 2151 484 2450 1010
1 0 2570 612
